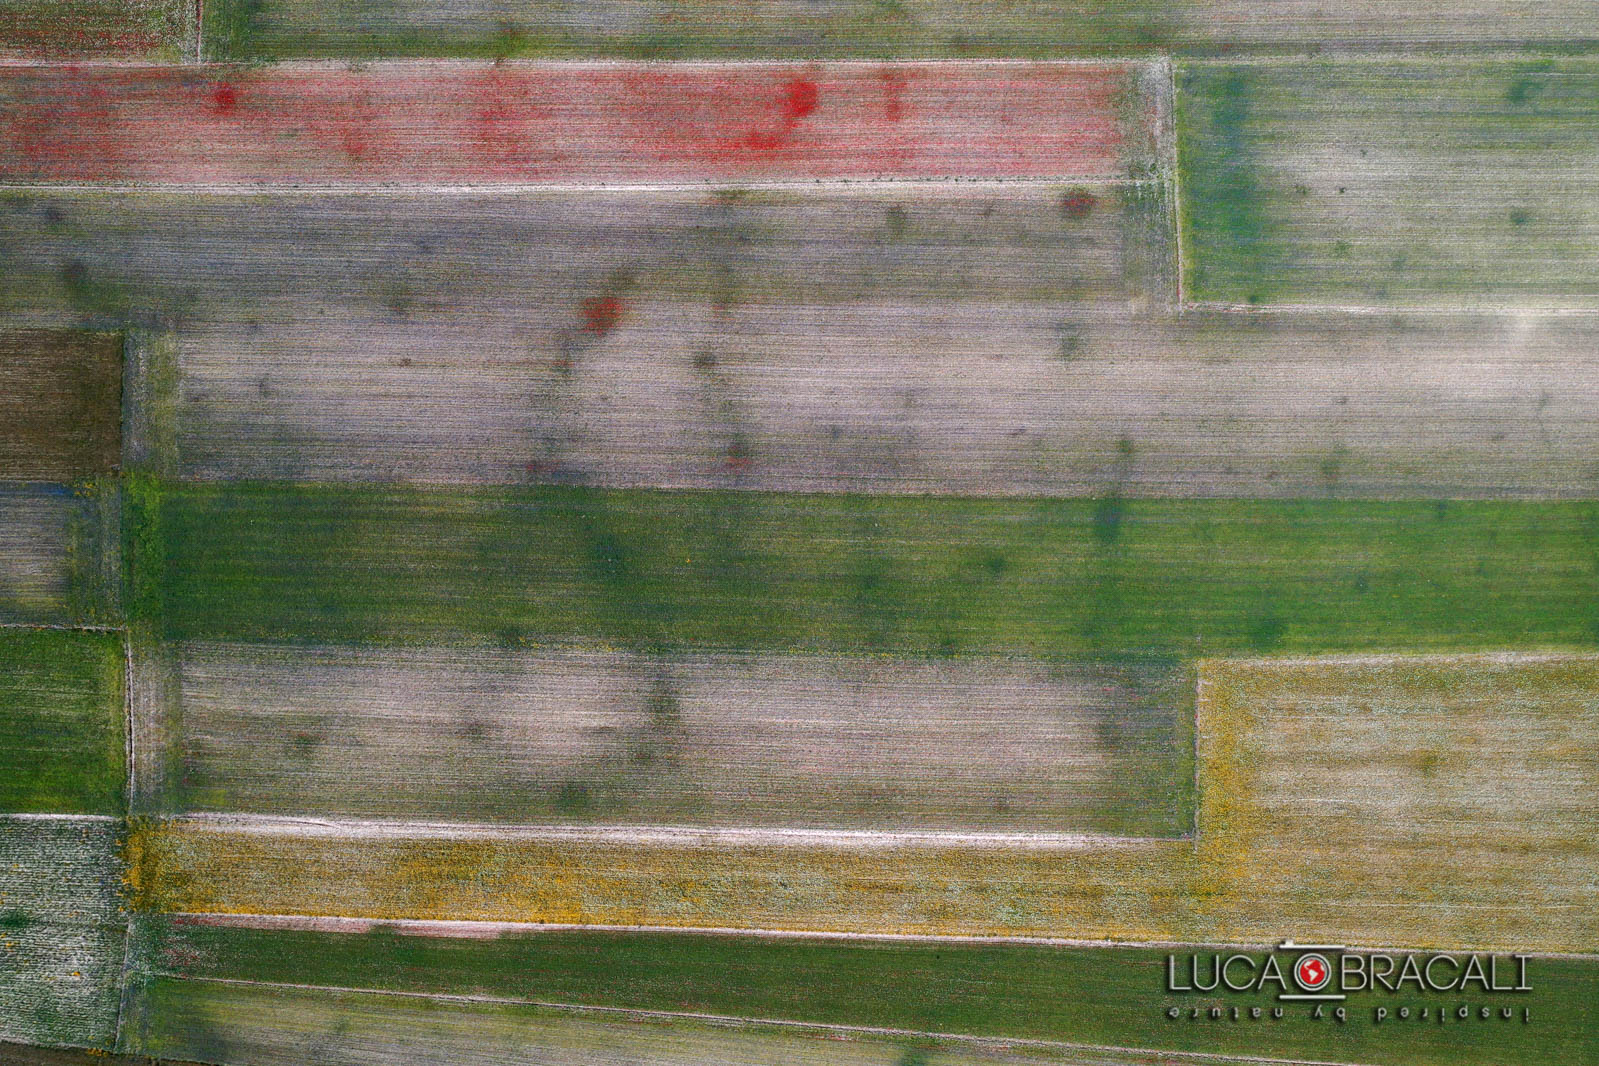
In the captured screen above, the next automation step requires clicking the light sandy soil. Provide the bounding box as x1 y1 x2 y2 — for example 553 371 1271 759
163 642 1187 834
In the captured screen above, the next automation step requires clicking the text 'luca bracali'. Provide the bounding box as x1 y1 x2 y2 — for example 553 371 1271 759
1165 941 1533 1025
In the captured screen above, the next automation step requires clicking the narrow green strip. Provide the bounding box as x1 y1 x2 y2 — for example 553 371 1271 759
1176 65 1285 305
199 1 1599 62
202 1 1179 61
143 925 1599 1065
129 481 1599 654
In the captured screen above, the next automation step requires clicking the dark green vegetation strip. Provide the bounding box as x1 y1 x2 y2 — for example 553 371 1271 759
1177 58 1599 305
200 0 1599 61
201 0 1174 60
144 924 1599 1065
127 479 1599 653
1175 66 1285 305
0 331 122 481
0 628 125 814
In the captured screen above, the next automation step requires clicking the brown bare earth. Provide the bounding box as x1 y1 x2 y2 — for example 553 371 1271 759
0 331 122 481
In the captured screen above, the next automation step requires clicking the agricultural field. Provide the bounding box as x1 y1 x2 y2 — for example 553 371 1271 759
1178 58 1599 306
189 1 1599 61
0 63 1162 184
2 5 1598 1066
123 485 1599 653
155 643 1192 834
0 331 121 482
0 818 128 1048
0 629 125 814
125 653 1599 953
110 927 1599 1066
0 0 191 59
0 483 119 627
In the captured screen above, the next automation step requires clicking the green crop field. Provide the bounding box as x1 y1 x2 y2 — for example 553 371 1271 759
128 481 1599 655
0 629 125 814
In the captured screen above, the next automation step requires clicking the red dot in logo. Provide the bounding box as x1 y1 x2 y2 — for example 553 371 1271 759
1295 953 1331 990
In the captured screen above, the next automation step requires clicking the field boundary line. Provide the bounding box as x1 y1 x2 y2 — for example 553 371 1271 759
158 814 1185 849
1166 52 1188 311
0 57 1163 71
0 178 1160 194
1184 299 1599 318
160 913 1599 959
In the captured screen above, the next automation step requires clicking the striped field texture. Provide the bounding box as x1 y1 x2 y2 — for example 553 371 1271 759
0 1 191 58
0 331 121 481
0 186 1168 328
145 643 1191 835
124 485 1599 653
0 482 120 628
4 20 1599 1066
0 62 1162 184
0 629 125 814
1193 653 1599 952
118 309 1599 495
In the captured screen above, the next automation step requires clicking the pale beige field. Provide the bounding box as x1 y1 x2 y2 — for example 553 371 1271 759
131 653 1599 953
157 643 1188 834
109 308 1599 496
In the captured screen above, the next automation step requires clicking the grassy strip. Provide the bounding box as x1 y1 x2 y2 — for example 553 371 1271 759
142 924 1598 1065
122 980 1288 1066
126 480 1599 653
1177 58 1599 305
1174 66 1285 305
199 0 1599 61
201 0 1180 60
0 628 124 813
